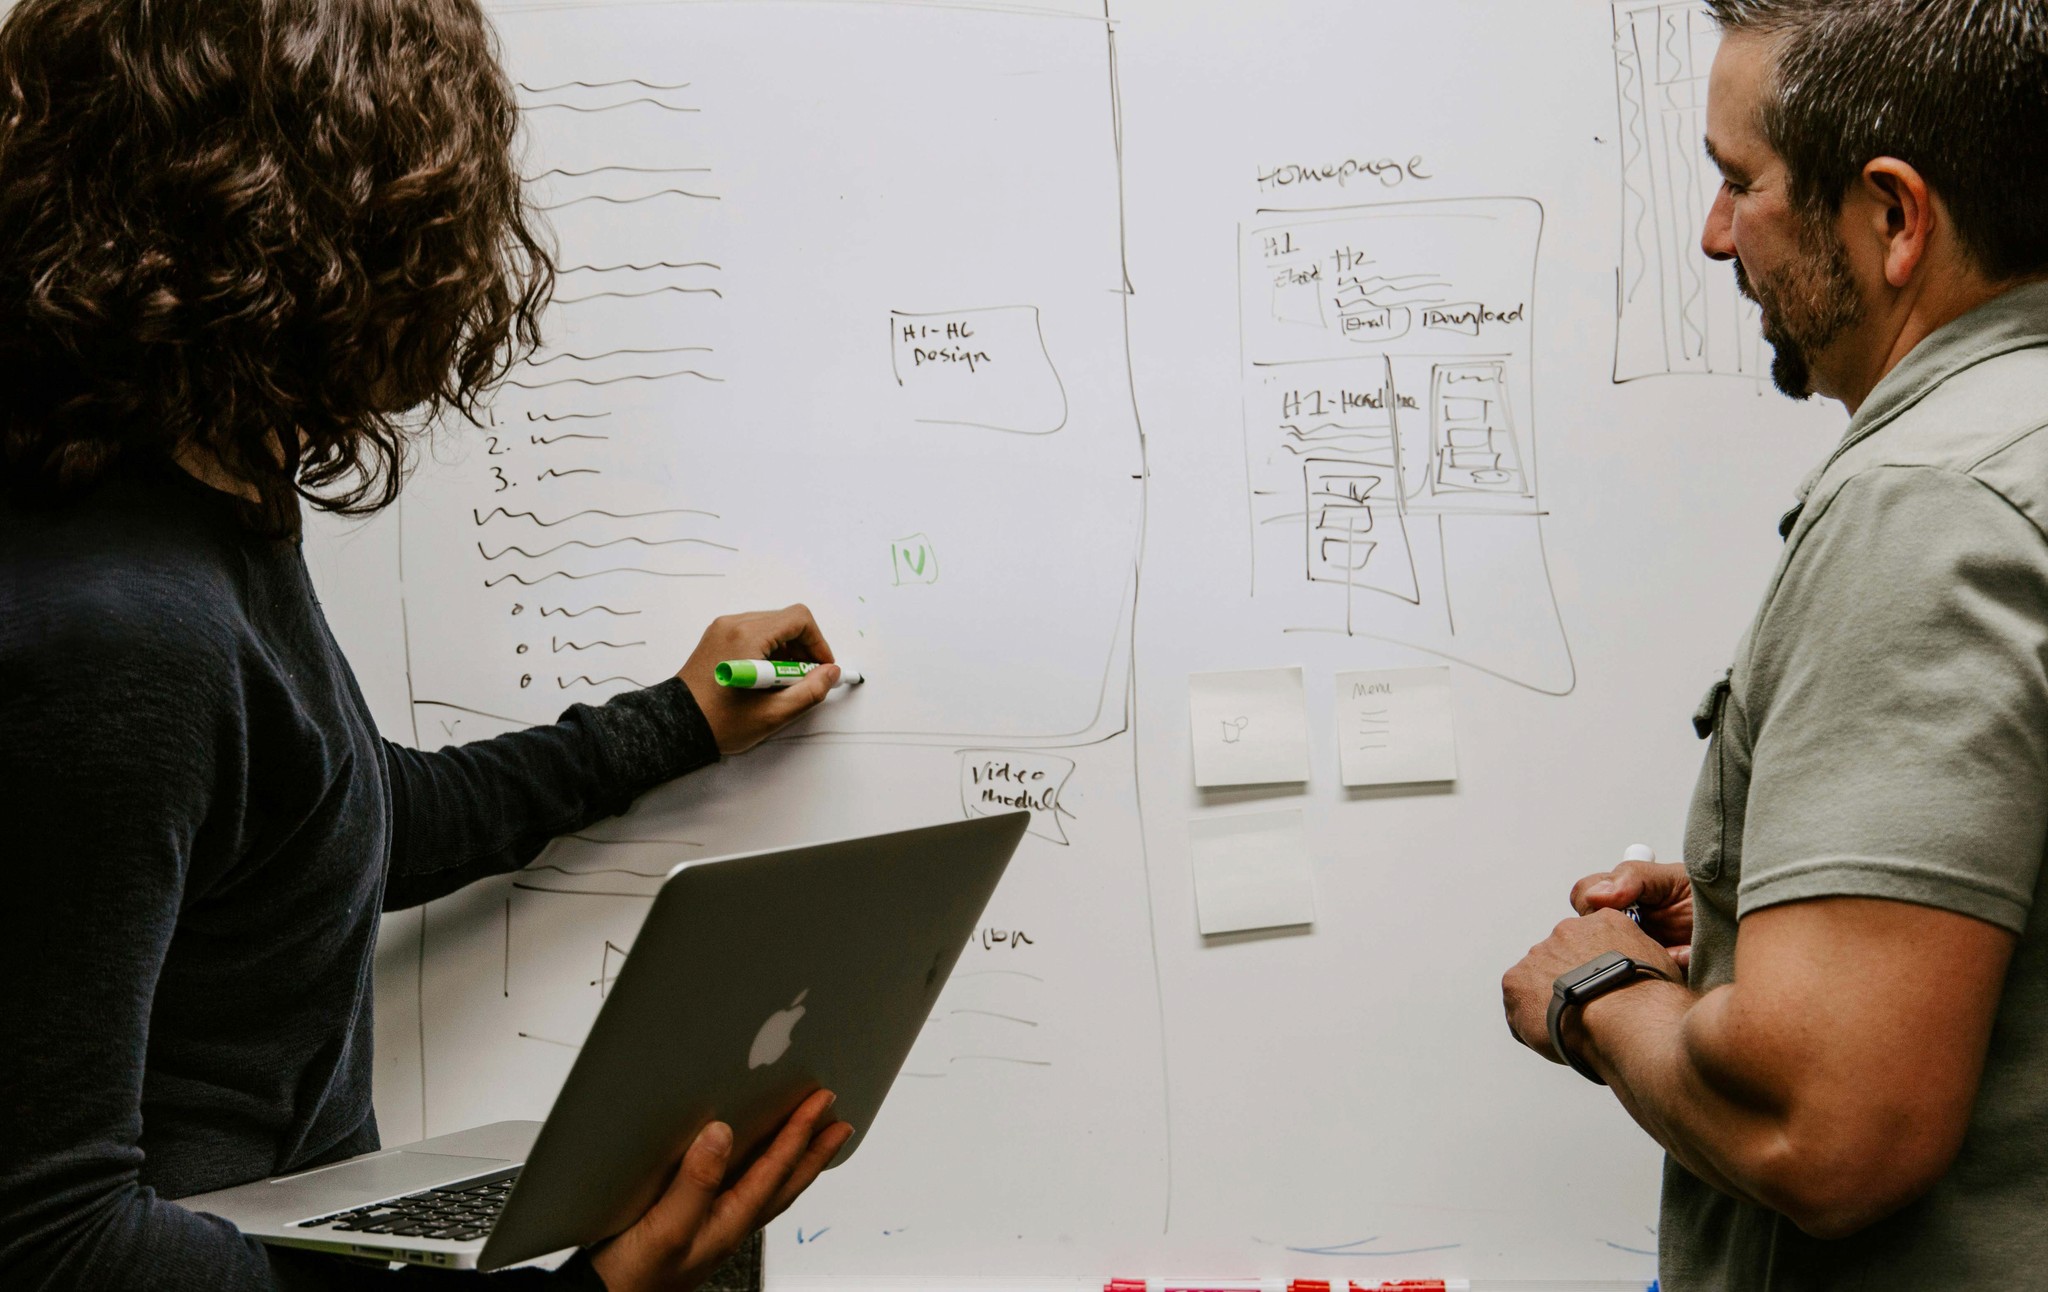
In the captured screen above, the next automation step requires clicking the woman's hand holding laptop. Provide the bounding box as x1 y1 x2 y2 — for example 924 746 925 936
591 1089 853 1292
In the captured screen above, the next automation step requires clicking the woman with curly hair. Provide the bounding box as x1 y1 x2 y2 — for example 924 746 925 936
0 1 849 1288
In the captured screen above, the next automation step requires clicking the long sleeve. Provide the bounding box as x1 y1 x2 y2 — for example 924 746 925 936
0 598 608 1289
0 582 256 1289
0 477 617 1291
380 678 720 910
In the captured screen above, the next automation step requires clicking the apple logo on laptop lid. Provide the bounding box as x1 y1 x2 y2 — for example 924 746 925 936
749 990 808 1069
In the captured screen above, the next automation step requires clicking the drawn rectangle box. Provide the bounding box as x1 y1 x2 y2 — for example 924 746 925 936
887 305 1067 435
1304 459 1419 603
1420 301 1484 337
1342 307 1411 342
1429 362 1525 496
959 749 1076 846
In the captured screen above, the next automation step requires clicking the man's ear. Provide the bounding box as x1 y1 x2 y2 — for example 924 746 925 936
1857 156 1935 289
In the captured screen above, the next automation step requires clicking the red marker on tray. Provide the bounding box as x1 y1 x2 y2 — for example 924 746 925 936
1104 1279 1467 1292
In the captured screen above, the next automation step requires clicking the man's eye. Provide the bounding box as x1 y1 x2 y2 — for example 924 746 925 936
1722 178 1748 196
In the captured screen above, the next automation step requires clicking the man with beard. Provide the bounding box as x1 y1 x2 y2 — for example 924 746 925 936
1500 1 2048 1288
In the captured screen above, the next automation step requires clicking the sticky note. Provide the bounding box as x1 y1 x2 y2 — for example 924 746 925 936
1188 809 1316 935
1188 666 1310 787
1335 665 1457 787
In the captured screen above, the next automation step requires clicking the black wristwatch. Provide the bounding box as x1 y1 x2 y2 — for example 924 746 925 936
1547 950 1670 1085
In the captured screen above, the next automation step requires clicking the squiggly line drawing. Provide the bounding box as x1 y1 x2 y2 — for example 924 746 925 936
1280 1238 1464 1258
525 410 612 422
538 189 719 211
1661 8 1686 71
536 467 601 479
1280 436 1381 455
526 863 671 878
552 287 724 305
1343 272 1450 295
483 569 724 587
948 1009 1039 1027
524 346 716 366
556 674 658 689
506 369 722 389
526 345 713 366
530 432 609 445
552 637 647 652
540 165 711 181
522 98 699 114
519 79 691 93
559 259 721 273
1615 29 1652 303
471 505 719 527
476 534 737 560
540 605 641 618
1602 1240 1658 1256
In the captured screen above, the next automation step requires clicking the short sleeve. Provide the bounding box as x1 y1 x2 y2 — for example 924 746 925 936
1738 465 2048 932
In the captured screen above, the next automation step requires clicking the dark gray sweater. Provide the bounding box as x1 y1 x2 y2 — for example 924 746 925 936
0 467 719 1289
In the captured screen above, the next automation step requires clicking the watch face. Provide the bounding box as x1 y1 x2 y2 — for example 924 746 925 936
1566 954 1634 1001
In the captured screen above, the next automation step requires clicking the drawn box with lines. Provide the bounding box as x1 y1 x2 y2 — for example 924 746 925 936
1302 458 1419 604
1238 194 1573 696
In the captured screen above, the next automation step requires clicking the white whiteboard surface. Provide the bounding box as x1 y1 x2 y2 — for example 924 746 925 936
303 1 1842 1286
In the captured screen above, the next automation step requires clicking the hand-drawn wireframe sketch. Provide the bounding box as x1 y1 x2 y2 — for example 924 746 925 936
397 0 1165 1215
1240 197 1574 695
1611 0 1767 381
394 1 1144 747
393 6 1169 1276
959 750 1078 845
899 935 1052 1080
502 885 652 1066
591 939 631 997
890 306 1069 434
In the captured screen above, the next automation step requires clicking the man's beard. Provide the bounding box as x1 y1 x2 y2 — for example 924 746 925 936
1733 215 1864 400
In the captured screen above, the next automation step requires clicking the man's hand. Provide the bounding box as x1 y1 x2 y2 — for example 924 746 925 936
1502 909 1681 1062
590 1090 854 1292
1571 859 1696 969
676 605 840 755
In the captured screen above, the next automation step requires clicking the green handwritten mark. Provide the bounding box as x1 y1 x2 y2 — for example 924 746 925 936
891 533 939 586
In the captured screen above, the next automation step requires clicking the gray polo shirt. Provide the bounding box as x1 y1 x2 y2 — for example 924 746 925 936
1661 280 2048 1289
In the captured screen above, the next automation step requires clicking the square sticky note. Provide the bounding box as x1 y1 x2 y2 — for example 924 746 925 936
1188 809 1316 936
1188 667 1310 787
1335 666 1457 787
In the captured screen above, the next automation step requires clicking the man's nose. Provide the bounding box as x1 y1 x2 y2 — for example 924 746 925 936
1701 184 1737 262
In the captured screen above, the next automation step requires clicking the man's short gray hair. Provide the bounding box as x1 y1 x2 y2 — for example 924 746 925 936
1705 0 2048 280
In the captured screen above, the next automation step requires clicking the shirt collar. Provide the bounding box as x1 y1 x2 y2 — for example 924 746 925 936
1796 278 2048 502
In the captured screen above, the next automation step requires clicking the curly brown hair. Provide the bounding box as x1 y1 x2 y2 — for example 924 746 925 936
0 0 553 535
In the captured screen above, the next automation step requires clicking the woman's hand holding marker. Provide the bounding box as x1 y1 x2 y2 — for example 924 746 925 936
714 660 866 688
677 605 843 755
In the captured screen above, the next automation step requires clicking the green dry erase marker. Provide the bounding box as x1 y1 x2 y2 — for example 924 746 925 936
714 660 865 689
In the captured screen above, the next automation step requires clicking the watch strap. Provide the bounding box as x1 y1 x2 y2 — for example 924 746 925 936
1547 951 1668 1085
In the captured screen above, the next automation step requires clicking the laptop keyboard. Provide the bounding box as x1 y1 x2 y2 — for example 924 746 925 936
292 1165 521 1243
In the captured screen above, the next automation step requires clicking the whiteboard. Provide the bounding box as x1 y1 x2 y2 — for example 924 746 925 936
304 1 1843 1286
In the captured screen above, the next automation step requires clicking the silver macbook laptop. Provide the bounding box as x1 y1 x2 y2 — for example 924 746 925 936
179 812 1029 1271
